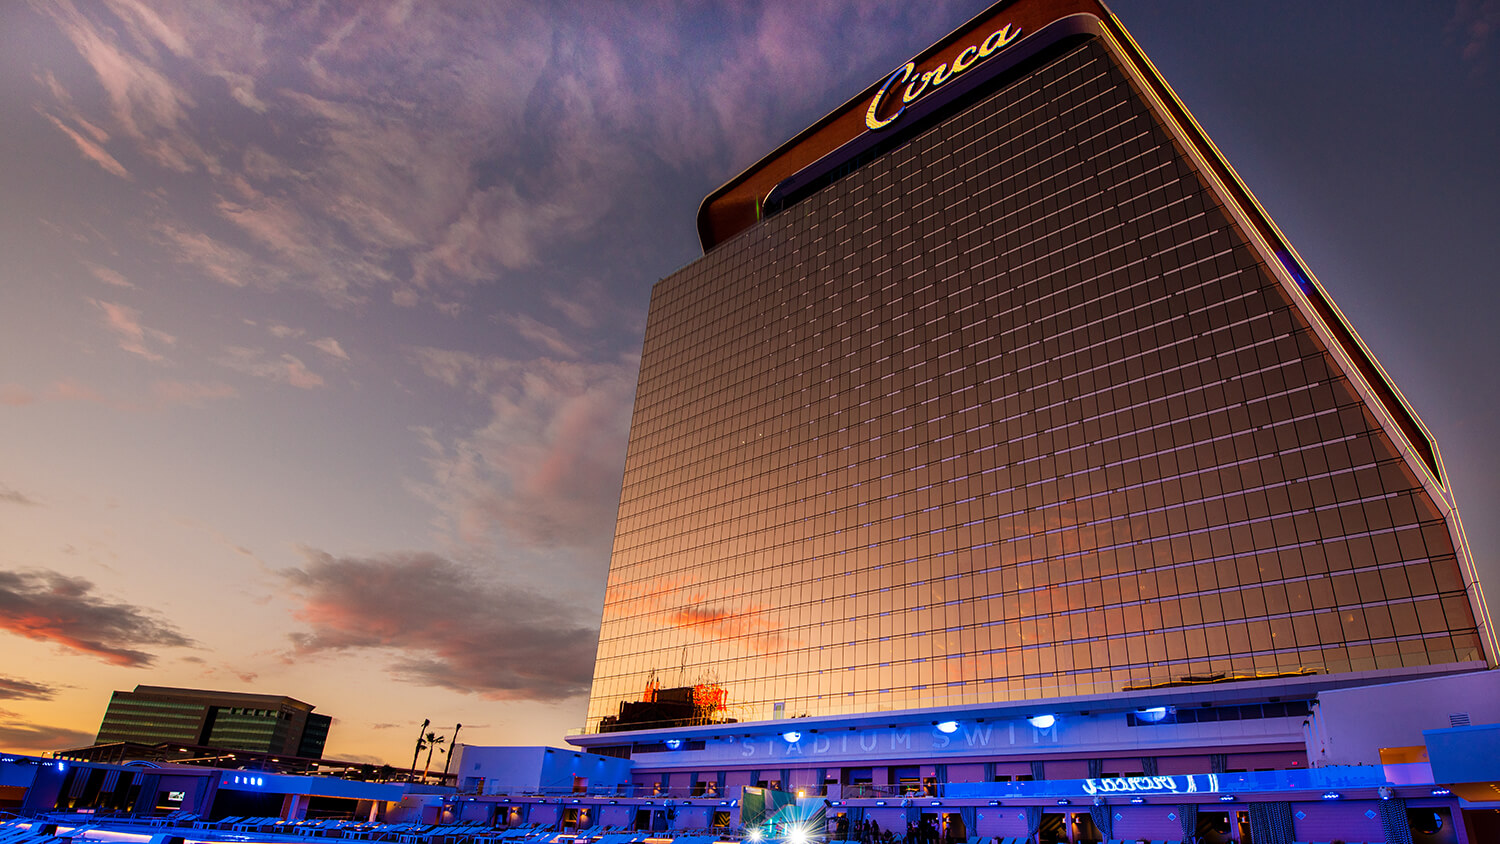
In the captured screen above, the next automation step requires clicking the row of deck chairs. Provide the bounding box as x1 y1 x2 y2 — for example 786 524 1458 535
0 821 59 844
189 816 377 836
189 818 529 843
443 827 734 844
150 811 201 827
188 817 461 840
0 818 121 844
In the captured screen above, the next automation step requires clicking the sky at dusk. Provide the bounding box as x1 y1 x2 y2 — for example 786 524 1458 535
1 0 1497 767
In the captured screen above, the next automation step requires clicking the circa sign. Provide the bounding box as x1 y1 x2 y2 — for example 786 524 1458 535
865 24 1023 130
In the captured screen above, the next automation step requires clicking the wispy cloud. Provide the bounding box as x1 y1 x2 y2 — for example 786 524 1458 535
546 287 601 329
31 0 979 318
90 298 175 362
0 385 35 406
0 675 57 700
284 549 597 701
0 380 113 409
410 350 635 550
212 68 267 113
0 378 237 410
156 224 266 289
499 314 580 359
38 0 215 174
0 485 41 507
38 109 132 180
1450 0 1500 67
82 261 136 289
0 721 95 755
0 569 194 667
219 347 324 389
311 337 350 361
151 379 238 405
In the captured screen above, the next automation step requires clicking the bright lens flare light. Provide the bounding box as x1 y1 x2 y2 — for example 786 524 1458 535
786 824 813 844
746 829 764 842
1027 714 1056 729
935 721 959 734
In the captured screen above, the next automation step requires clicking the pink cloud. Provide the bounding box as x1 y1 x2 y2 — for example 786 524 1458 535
1 378 236 411
1450 0 1500 65
38 110 131 180
670 601 795 655
31 0 988 313
219 347 324 389
151 379 238 405
83 261 135 289
0 569 193 667
411 351 635 550
0 385 35 406
90 298 175 361
500 314 579 359
155 225 264 288
284 549 596 701
310 337 350 361
41 0 215 173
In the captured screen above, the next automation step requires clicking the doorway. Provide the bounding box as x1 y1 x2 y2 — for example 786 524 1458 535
1038 813 1066 844
1409 807 1458 844
1069 811 1102 843
1195 810 1232 844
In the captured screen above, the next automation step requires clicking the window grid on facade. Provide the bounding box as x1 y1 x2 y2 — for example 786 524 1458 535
585 39 1481 732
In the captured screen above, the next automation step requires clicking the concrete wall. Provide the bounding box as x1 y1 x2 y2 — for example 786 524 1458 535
537 747 632 794
0 759 41 789
1426 723 1500 784
454 746 631 796
1290 800 1385 843
1110 804 1185 842
1313 670 1500 766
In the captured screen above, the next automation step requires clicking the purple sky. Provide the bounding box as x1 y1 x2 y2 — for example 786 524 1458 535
1 0 1496 765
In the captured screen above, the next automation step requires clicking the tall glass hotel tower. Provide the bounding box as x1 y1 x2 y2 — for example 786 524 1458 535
580 0 1495 743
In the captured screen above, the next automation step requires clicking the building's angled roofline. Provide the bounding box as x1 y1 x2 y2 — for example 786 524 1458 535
696 0 1099 252
126 685 318 711
687 0 1493 666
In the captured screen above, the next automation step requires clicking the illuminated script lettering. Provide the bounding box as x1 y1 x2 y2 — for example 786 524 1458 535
866 24 1022 130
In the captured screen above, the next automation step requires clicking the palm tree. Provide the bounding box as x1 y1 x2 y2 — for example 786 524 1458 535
410 718 430 779
421 731 446 780
442 724 463 779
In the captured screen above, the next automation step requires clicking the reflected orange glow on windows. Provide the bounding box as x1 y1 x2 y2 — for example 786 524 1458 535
584 38 1483 733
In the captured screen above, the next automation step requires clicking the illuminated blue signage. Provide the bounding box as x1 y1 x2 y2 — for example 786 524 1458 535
946 767 1391 800
1080 774 1219 796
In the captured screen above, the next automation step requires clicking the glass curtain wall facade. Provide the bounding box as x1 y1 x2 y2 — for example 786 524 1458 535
585 4 1491 734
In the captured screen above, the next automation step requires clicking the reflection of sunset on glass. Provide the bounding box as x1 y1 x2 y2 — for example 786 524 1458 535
584 0 1499 739
671 601 799 655
1 0 1498 773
